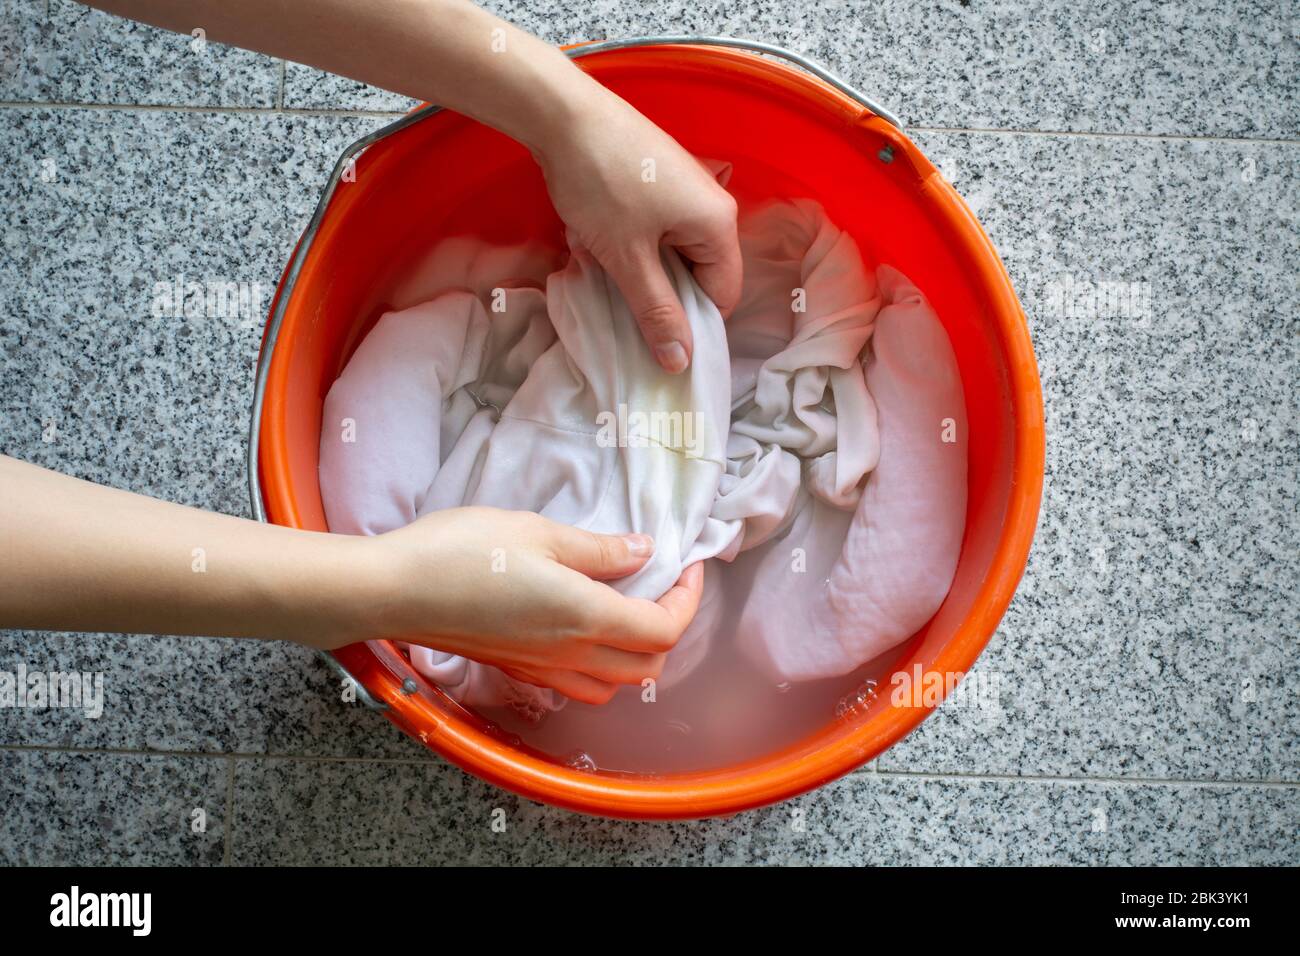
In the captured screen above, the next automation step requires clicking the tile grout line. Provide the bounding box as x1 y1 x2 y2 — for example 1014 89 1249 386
222 754 235 866
1 742 1296 789
906 124 1300 147
860 765 1300 790
0 741 438 764
0 100 407 119
0 99 1295 147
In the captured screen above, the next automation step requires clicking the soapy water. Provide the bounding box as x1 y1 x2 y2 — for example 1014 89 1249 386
357 170 944 774
563 751 598 773
489 638 889 775
482 550 897 775
835 679 878 719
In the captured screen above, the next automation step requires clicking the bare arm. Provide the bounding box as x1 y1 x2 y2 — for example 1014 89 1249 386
0 455 701 703
0 454 367 643
8 1 725 702
86 0 599 159
82 0 741 370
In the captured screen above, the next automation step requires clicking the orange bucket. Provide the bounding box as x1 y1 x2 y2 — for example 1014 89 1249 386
249 37 1044 819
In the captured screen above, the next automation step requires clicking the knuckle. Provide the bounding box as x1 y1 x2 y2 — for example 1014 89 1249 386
589 530 620 569
569 603 606 639
709 190 739 224
636 301 682 338
693 192 736 232
512 509 549 538
647 626 679 654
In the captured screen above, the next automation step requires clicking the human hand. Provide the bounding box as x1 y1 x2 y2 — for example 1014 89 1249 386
533 86 742 374
91 2 740 374
342 507 704 704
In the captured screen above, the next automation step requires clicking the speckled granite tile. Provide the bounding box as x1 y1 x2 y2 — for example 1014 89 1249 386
876 131 1299 781
0 0 280 107
282 0 1298 139
282 64 418 114
0 749 227 865
228 758 1300 865
827 0 1299 139
0 106 427 759
1 112 1295 782
0 633 427 758
0 107 378 515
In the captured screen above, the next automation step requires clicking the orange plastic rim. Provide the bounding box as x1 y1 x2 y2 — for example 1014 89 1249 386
255 43 1045 819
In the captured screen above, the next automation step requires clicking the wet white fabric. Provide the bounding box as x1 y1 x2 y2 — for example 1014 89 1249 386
319 194 966 715
320 231 737 719
732 265 968 681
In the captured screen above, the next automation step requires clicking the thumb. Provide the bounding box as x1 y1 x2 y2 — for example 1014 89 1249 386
604 244 692 374
544 522 656 581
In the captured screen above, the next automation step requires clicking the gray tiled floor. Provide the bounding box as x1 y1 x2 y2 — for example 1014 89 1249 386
0 1 1296 865
0 748 228 865
884 131 1299 783
279 0 1300 138
2 0 281 107
227 759 1296 866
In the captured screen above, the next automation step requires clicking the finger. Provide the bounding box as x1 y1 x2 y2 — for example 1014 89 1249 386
684 237 743 320
543 521 655 581
603 244 692 373
584 561 705 654
649 560 706 637
516 666 620 706
674 230 742 321
669 195 741 318
577 645 666 685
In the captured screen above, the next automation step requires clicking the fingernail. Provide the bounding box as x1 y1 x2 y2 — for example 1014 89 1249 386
623 533 654 558
654 341 689 374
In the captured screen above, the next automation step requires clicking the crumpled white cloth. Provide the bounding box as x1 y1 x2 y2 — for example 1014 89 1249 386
732 262 968 681
321 223 737 719
319 186 966 720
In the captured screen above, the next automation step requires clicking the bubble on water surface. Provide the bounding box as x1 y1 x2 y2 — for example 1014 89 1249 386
834 679 878 719
564 751 597 772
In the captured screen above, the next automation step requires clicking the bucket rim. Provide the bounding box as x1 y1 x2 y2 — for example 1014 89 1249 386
248 36 1045 819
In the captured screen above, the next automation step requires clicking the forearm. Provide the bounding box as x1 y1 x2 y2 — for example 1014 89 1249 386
0 455 372 645
82 0 607 154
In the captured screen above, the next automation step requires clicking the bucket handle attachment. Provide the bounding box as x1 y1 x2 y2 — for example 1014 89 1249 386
246 35 900 711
